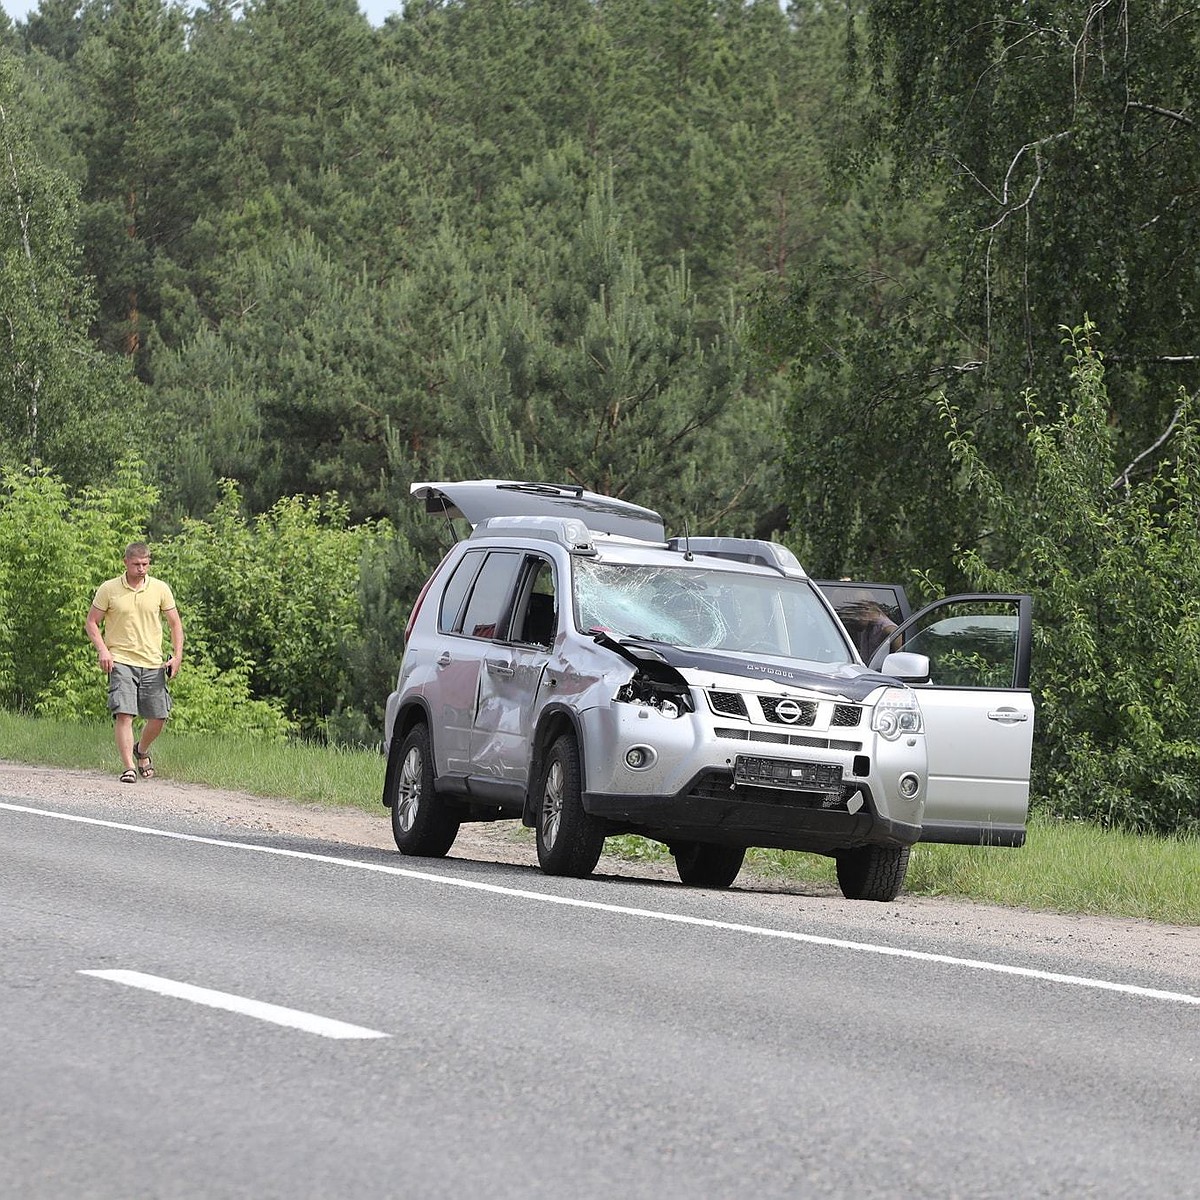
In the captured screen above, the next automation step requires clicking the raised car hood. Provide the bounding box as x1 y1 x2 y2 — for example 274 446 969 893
594 633 893 702
412 480 665 542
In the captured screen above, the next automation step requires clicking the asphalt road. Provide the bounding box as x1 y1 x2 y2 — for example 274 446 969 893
3 793 1198 1199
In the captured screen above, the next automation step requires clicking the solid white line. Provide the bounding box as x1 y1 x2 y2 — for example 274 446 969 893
79 969 390 1039
6 800 1199 1008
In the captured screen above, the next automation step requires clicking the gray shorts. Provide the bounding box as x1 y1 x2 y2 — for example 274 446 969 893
108 663 172 719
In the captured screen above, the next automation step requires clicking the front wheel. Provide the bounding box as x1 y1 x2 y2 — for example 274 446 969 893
834 844 910 901
387 725 460 857
672 841 746 889
535 735 605 878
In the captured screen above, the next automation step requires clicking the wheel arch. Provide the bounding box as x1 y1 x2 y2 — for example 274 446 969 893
522 704 588 826
382 698 435 809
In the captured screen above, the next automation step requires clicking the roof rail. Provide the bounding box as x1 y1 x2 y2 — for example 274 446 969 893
665 536 805 575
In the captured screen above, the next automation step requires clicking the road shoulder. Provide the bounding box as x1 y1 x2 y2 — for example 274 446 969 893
4 758 1197 988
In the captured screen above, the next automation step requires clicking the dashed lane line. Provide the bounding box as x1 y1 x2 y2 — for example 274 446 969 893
79 969 390 1039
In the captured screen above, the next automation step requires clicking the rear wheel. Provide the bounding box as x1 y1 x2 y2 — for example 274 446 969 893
834 844 910 901
672 841 746 889
535 735 605 878
387 725 460 857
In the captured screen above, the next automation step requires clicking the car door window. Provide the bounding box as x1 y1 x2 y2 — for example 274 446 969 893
876 596 1030 688
511 557 558 647
459 551 523 640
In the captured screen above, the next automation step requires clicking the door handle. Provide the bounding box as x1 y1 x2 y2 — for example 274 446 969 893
987 708 1029 723
437 651 452 667
486 659 515 678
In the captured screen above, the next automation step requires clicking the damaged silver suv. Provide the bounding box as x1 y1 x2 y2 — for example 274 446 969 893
382 481 1034 900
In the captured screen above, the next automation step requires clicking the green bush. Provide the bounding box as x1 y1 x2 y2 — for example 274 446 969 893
942 323 1200 835
156 481 393 736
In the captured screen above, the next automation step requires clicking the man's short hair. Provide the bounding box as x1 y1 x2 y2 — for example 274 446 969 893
124 541 151 560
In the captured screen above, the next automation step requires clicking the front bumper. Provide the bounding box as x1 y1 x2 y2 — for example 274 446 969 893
586 768 920 854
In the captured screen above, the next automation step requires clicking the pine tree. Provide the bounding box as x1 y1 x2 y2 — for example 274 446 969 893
0 50 143 486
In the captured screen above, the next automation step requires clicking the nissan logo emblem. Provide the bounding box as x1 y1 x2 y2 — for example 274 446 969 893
774 699 802 724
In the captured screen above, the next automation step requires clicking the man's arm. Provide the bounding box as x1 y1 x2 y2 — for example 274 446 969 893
165 607 184 677
85 606 114 674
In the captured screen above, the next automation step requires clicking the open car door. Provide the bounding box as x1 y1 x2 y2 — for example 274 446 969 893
867 594 1034 846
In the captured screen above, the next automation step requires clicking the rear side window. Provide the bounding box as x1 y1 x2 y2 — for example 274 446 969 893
458 551 523 639
438 551 483 634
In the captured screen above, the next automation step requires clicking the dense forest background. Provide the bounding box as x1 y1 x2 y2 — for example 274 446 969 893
2 0 1199 833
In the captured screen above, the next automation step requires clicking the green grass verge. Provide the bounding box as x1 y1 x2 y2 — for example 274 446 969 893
0 712 383 810
3 711 1196 925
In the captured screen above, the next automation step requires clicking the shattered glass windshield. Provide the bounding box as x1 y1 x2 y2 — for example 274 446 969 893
573 559 853 665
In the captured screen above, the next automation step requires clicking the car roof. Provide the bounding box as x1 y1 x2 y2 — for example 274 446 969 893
412 479 666 543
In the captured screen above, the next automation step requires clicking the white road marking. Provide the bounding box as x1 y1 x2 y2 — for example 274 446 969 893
79 969 390 1039
6 800 1199 1007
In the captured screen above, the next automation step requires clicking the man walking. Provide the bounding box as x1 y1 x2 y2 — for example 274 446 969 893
85 543 184 783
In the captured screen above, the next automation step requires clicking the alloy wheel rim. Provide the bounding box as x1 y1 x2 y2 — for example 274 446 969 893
541 759 563 848
397 746 422 833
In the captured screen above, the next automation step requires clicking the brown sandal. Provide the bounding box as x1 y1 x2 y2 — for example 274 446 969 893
119 768 138 783
133 742 155 779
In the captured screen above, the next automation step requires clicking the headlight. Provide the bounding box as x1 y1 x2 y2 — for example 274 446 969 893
871 689 923 740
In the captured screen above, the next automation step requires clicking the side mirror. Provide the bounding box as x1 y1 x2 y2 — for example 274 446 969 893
880 652 930 684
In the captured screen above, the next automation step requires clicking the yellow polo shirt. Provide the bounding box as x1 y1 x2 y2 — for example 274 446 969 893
90 575 177 668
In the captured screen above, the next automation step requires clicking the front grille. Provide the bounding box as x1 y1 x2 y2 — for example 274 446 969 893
714 727 862 753
759 696 817 726
708 690 748 718
832 704 862 727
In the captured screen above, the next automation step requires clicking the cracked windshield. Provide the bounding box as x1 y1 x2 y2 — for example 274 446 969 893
573 560 851 665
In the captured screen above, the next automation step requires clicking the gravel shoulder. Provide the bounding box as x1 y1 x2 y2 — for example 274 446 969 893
4 759 1198 989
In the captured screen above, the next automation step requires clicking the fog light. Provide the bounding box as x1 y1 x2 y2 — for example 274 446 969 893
898 772 921 799
625 746 657 770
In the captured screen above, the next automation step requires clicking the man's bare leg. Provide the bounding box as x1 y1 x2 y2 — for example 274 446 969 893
115 713 136 771
135 717 166 757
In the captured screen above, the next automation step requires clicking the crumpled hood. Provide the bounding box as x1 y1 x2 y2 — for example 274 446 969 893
592 632 895 703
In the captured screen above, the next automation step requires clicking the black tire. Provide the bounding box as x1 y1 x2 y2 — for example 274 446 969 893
672 841 746 889
387 725 460 857
535 735 605 877
835 844 911 901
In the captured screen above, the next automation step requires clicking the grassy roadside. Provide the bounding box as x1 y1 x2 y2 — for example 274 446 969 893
3 712 1196 925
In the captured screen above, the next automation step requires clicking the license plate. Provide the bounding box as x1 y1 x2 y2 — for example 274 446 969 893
734 756 843 790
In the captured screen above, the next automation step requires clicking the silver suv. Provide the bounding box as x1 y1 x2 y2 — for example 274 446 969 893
383 481 1034 900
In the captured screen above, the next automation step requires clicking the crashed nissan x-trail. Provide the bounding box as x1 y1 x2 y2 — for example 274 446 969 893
382 481 1034 900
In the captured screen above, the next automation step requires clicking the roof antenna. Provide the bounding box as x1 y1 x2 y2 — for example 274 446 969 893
682 517 693 561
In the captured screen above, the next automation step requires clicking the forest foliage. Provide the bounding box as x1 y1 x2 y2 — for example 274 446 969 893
2 0 1199 833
